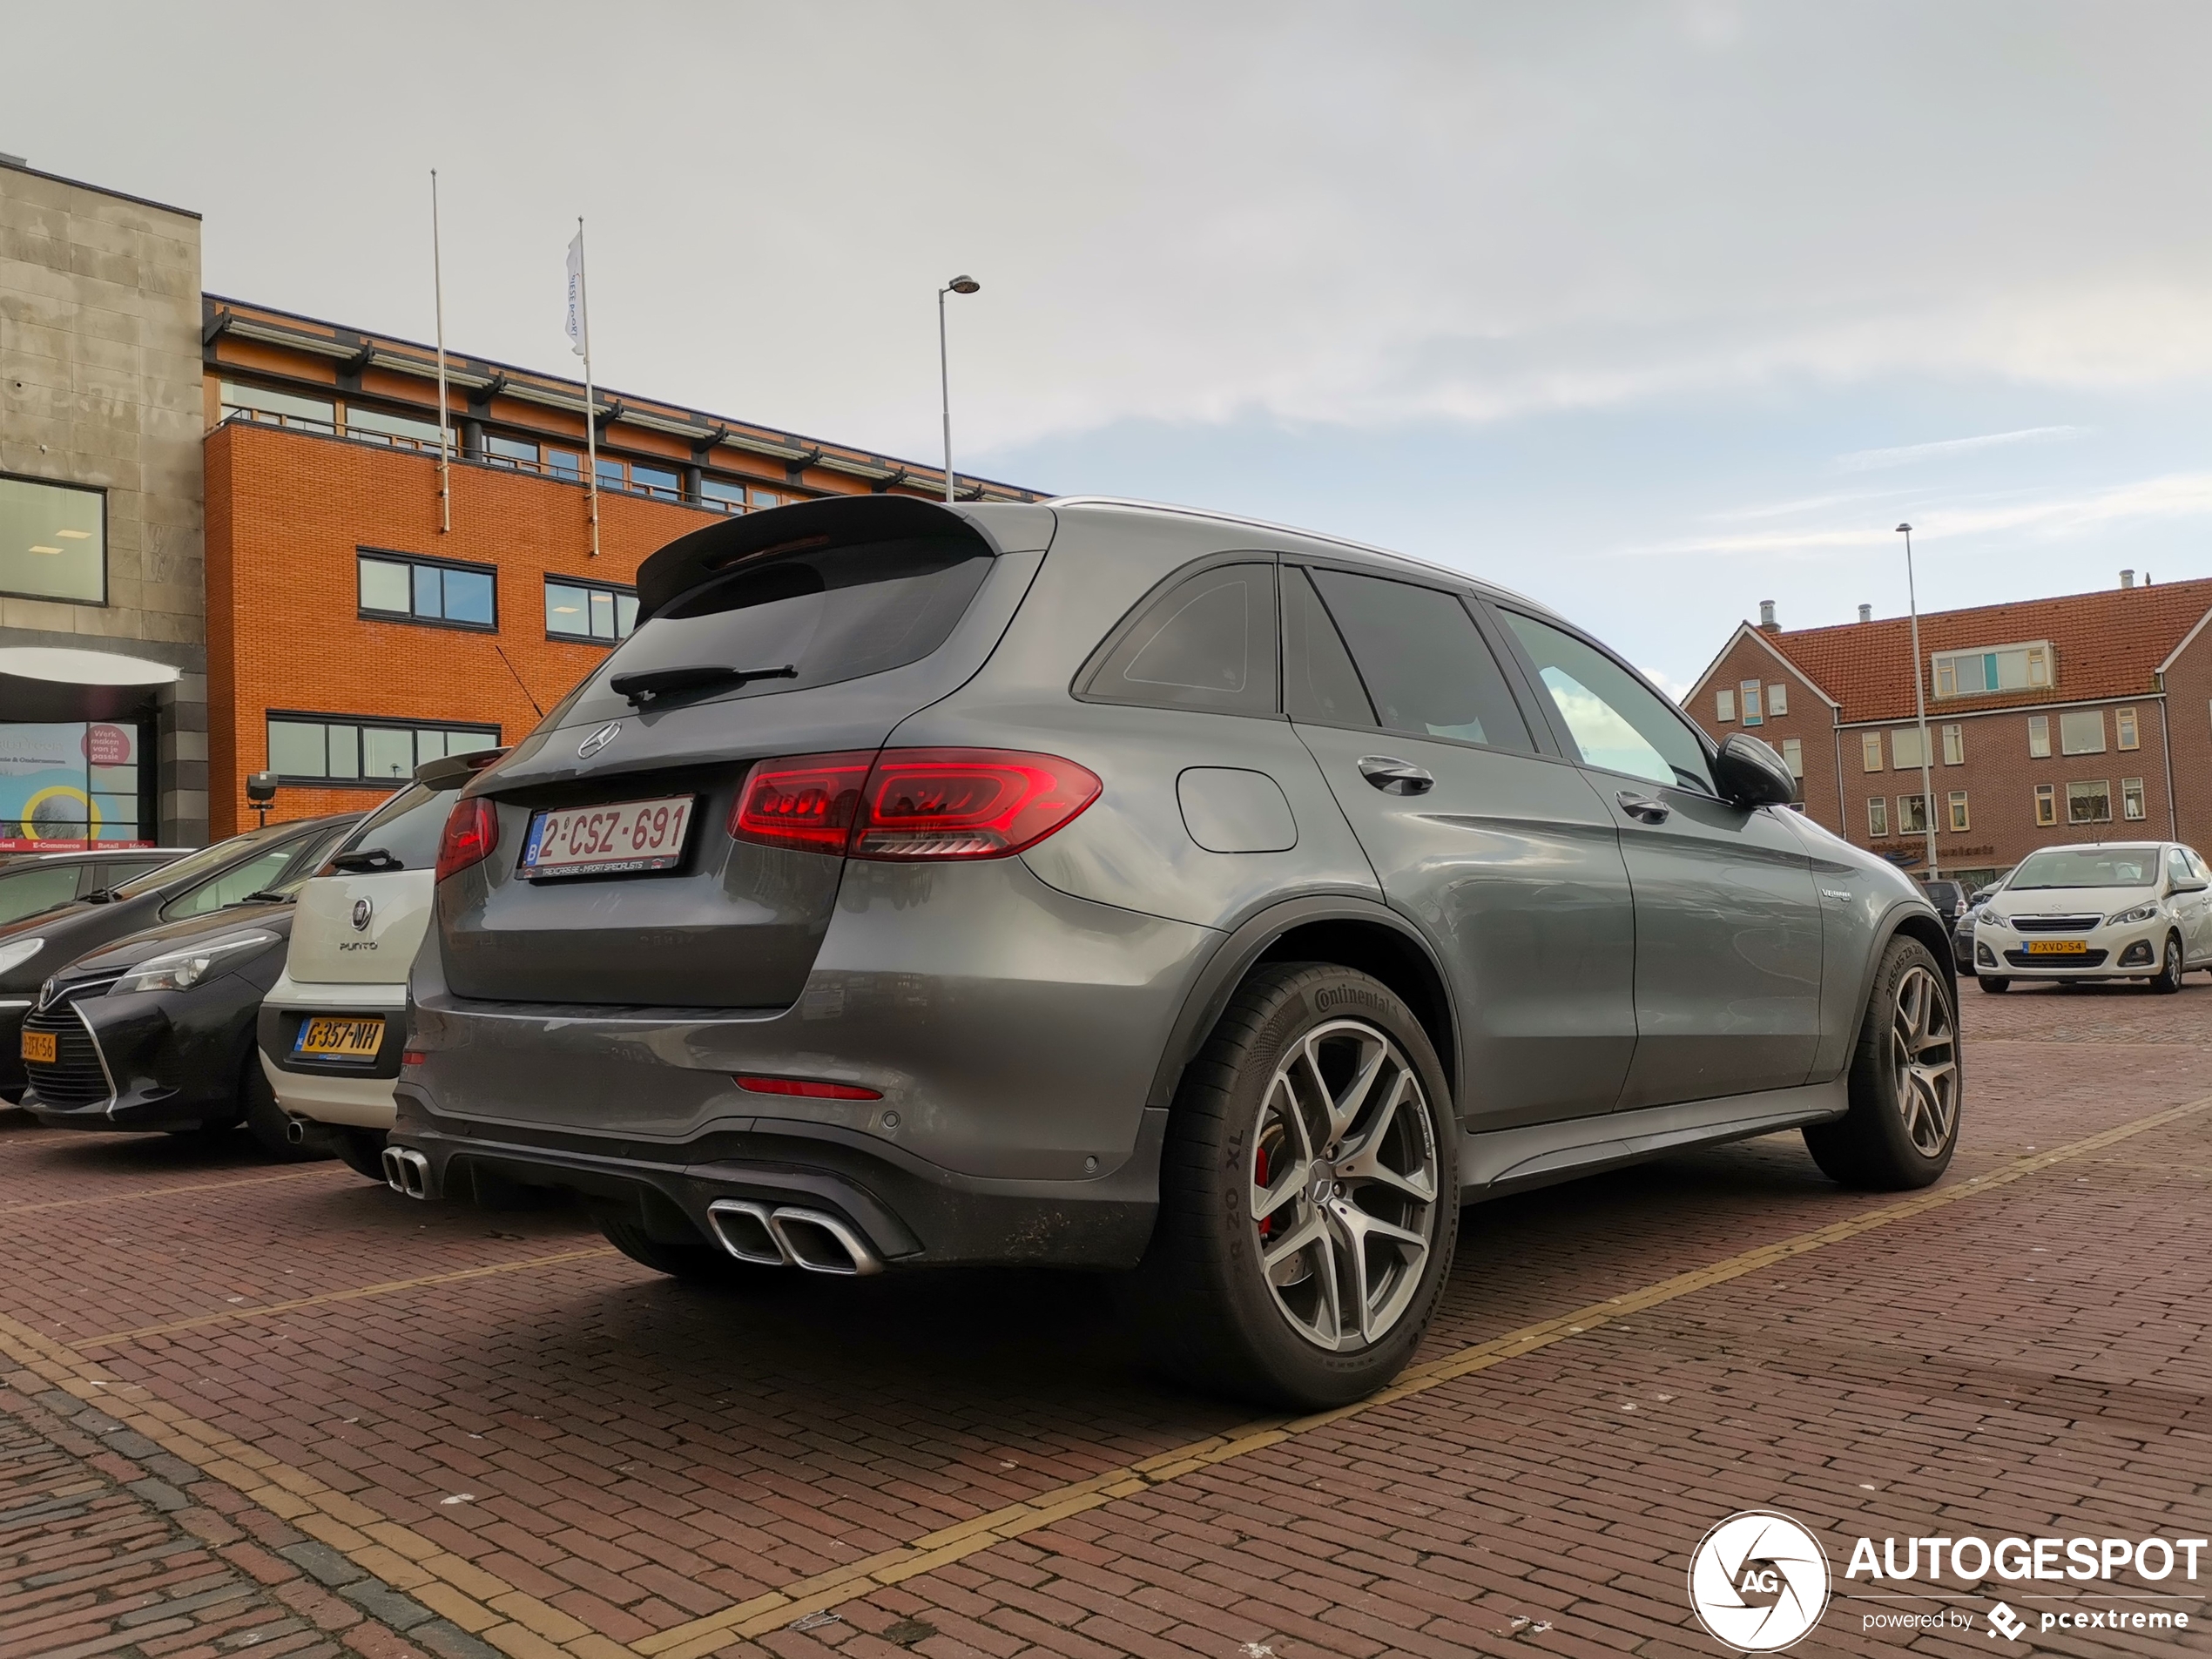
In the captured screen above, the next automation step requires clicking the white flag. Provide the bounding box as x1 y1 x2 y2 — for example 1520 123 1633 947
564 232 587 357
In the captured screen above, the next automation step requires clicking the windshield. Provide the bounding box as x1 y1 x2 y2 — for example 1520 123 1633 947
330 783 452 871
562 536 992 725
2007 847 2160 890
111 820 310 900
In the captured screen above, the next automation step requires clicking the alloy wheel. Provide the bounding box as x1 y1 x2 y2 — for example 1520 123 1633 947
1248 1018 1439 1352
1889 964 1959 1156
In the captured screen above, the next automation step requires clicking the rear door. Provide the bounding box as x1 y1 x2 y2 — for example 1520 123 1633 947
1494 608 1825 1109
1287 565 1637 1127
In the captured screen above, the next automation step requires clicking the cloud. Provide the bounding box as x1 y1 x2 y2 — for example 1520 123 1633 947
1835 426 2087 472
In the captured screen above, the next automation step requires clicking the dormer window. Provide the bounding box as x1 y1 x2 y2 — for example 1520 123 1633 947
1931 641 2052 698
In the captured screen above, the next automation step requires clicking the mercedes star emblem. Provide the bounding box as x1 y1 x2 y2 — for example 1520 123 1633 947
577 721 623 759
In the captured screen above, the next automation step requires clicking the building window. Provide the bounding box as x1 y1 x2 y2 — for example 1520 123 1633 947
1861 732 1883 772
1780 737 1804 778
358 550 496 630
547 448 583 480
2117 706 2140 751
595 457 625 490
1947 790 1970 832
1897 793 1928 833
219 380 335 434
1932 641 2053 698
1942 724 1964 765
1891 727 1926 770
343 405 445 450
2027 714 2052 758
2060 709 2106 755
267 713 500 785
482 434 541 469
629 463 682 501
1715 688 1736 723
0 474 105 605
2122 777 2147 821
545 577 639 644
2067 780 2112 825
1867 797 1889 837
1739 681 1763 726
2034 784 2056 826
1767 682 1788 717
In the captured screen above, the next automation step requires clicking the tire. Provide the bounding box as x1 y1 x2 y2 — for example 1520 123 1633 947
241 1060 330 1162
2149 934 2184 995
1804 936 1961 1190
334 1129 388 1182
597 1212 764 1285
1977 975 2009 994
1136 961 1459 1410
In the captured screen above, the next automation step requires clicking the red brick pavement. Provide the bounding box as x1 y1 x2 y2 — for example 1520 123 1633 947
3 979 2209 1658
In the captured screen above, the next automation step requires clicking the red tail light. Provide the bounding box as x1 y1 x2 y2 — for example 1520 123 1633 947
728 747 1100 860
435 797 500 882
735 1074 881 1100
728 751 874 853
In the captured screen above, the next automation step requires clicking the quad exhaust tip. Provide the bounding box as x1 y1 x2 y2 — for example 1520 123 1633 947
381 1145 431 1199
706 1198 883 1276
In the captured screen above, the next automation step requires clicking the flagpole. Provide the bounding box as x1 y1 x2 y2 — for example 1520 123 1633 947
577 217 600 558
432 169 451 534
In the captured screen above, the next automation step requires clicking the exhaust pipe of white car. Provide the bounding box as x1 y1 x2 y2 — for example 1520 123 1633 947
285 1117 306 1146
705 1198 882 1276
381 1145 431 1199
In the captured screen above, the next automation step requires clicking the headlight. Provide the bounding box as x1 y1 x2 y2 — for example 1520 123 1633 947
2107 903 2161 927
110 929 280 995
1980 912 2009 931
0 937 45 979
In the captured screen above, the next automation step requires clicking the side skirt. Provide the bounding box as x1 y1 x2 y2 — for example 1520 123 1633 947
1459 1080 1848 1201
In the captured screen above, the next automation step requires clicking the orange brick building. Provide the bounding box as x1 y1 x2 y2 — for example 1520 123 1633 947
201 298 1039 837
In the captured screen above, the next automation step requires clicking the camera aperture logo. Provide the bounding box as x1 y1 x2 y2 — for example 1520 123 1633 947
1689 1511 1832 1652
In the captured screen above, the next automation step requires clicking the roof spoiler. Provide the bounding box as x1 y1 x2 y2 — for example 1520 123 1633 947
416 746 509 791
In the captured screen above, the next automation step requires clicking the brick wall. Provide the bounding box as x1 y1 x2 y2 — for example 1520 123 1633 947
1688 631 1843 834
204 421 719 837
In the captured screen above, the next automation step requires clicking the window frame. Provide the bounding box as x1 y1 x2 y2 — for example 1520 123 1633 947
265 709 502 789
1867 797 1890 837
1897 792 1929 834
1780 736 1804 779
2122 778 2147 821
2027 714 2052 759
1946 789 1970 832
2059 708 2107 756
356 546 499 633
1766 682 1788 717
2117 706 2141 751
1074 552 1287 722
1738 680 1763 726
2034 783 2057 826
1941 723 1965 765
1931 640 2054 699
1488 602 1715 791
2066 779 2113 826
0 470 108 609
543 574 640 647
1860 732 1884 772
1715 688 1736 724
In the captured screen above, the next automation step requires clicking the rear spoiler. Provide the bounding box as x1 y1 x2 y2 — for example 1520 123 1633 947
415 746 509 791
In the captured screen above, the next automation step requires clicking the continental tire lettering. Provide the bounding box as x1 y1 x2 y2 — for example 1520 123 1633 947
1315 986 1390 1015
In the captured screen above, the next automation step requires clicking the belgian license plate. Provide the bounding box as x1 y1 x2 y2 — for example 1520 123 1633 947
2026 940 2088 955
293 1016 384 1060
20 1030 55 1064
519 795 694 879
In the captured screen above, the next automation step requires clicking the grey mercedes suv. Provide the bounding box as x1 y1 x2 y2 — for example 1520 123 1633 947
389 496 1959 1406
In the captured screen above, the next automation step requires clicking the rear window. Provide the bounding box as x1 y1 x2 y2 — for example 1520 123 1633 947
331 784 451 872
564 536 992 724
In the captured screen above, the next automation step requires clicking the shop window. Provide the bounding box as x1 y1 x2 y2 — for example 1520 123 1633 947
1866 798 1889 837
545 577 640 644
2117 706 2140 751
0 474 105 605
2060 709 2106 755
358 550 496 630
267 713 501 785
1946 790 1970 832
0 720 145 847
2034 784 2056 826
2027 714 2051 758
2067 780 2112 825
1942 724 1964 765
2122 778 2147 820
1861 732 1883 772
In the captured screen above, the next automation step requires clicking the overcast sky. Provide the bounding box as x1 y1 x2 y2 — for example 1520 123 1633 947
10 1 2212 691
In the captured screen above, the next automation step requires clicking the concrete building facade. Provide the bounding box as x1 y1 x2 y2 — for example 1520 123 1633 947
0 157 209 846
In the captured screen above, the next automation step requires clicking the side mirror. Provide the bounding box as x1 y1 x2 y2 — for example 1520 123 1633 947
1712 732 1798 809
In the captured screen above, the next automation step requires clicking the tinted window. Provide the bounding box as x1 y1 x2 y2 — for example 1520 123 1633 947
331 785 451 871
111 822 306 900
1282 569 1374 727
1082 563 1278 716
1305 570 1531 751
1503 611 1714 792
568 536 992 723
0 863 83 924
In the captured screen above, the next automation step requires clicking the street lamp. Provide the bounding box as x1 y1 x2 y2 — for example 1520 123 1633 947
938 275 981 504
1897 523 1938 882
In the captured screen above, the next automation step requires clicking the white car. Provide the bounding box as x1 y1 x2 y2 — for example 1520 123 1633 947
257 752 498 1177
1973 841 2212 994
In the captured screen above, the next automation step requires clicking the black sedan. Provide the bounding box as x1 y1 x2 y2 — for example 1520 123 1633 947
0 815 356 1103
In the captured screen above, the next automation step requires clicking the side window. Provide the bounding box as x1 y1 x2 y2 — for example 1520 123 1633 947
0 864 83 925
2168 848 2194 888
1281 569 1376 727
1303 569 1532 751
1501 611 1716 793
1079 562 1278 717
161 846 298 921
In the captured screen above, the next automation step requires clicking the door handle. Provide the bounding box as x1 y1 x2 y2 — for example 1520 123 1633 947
1358 756 1434 797
1616 790 1670 825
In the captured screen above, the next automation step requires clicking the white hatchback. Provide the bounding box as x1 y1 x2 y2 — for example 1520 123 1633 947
1972 841 2212 993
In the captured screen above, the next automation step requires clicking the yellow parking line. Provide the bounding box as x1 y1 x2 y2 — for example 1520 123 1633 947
0 1165 345 1217
69 1245 620 1350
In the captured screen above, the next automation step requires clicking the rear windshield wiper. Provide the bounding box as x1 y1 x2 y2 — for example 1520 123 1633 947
609 664 795 707
327 847 404 875
236 889 297 904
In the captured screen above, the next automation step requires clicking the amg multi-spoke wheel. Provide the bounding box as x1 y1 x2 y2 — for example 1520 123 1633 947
1250 1021 1439 1352
1138 963 1458 1409
1805 936 1963 1190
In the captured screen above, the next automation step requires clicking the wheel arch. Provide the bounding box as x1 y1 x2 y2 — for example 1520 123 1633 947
1147 895 1460 1114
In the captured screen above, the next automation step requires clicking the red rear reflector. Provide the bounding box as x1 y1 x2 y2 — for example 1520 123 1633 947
735 1074 881 1101
729 748 1099 860
435 797 499 882
401 1050 428 1068
728 751 874 853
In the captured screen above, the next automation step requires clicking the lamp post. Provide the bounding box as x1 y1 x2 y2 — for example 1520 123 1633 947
1897 523 1938 882
938 275 980 503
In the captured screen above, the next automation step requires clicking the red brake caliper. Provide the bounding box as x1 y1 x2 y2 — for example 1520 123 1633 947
1255 1144 1272 1238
